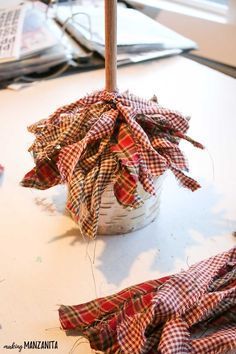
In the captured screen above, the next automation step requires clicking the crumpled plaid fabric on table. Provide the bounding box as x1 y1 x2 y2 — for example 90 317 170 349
59 247 236 354
21 90 203 238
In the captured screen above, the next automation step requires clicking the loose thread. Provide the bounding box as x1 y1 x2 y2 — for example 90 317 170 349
205 147 215 183
93 238 97 264
85 238 90 260
88 251 98 299
85 239 98 299
69 337 88 354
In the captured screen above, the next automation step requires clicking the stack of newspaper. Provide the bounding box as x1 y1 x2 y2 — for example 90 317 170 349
0 1 197 87
0 2 76 85
55 3 197 65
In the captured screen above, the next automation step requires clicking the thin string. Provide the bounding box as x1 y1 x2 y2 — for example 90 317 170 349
60 12 93 42
85 238 98 298
205 147 215 183
93 238 97 264
69 337 88 354
88 250 98 298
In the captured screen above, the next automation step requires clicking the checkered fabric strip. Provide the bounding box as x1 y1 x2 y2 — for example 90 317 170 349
138 153 156 196
190 303 236 339
151 136 181 150
170 166 201 191
118 97 190 135
191 325 236 354
117 312 155 353
184 284 236 328
28 101 113 161
45 90 104 123
136 110 189 134
151 109 189 133
153 247 236 314
192 265 236 325
208 262 236 292
159 150 189 172
57 109 118 182
78 150 117 239
136 115 169 135
66 167 85 222
66 140 114 233
116 95 158 114
79 137 110 172
157 317 191 354
29 116 80 163
136 113 203 151
22 90 203 239
206 305 236 332
140 147 168 176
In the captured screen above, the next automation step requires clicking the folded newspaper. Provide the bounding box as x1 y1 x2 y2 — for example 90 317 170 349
0 2 74 83
56 3 196 62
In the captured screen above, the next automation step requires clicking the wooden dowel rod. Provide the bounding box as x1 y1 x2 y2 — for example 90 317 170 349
105 0 117 92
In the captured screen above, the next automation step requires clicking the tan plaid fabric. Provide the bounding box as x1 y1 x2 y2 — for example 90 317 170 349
21 90 203 238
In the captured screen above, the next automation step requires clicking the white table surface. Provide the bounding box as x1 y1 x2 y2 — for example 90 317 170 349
0 56 236 353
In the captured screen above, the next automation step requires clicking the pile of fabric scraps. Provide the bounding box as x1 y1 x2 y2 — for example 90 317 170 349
59 247 236 354
21 90 203 238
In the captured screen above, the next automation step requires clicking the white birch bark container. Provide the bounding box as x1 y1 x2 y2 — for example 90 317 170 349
98 175 165 235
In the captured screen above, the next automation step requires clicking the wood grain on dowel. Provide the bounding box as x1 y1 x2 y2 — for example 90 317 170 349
105 0 117 92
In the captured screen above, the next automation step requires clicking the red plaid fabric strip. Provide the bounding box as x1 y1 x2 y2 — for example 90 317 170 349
22 90 203 239
111 123 142 208
59 278 168 330
117 103 154 151
21 156 61 190
114 169 142 208
59 277 169 353
58 248 236 353
138 153 156 196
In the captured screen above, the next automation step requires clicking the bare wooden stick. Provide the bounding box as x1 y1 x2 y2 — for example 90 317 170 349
105 0 117 92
